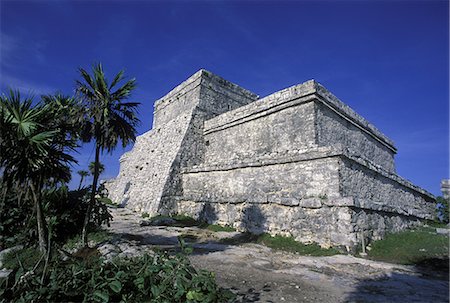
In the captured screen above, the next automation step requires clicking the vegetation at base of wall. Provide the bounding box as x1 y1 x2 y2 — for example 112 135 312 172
367 226 449 265
220 233 340 256
256 234 341 256
145 214 237 232
1 249 234 303
204 224 237 232
146 214 199 227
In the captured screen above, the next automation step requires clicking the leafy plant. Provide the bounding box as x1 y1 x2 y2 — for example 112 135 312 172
1 248 233 302
0 183 32 249
0 91 79 253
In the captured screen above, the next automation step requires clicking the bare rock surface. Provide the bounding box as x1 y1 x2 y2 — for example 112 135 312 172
105 207 449 303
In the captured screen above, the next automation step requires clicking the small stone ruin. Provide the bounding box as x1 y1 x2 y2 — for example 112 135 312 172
105 69 435 250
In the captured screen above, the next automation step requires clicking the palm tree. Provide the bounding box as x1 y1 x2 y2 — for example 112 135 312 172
88 161 104 176
76 63 140 246
77 170 89 190
0 90 76 253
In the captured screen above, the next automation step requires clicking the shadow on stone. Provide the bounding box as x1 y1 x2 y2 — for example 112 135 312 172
413 257 449 280
344 270 449 302
241 204 267 234
198 202 218 223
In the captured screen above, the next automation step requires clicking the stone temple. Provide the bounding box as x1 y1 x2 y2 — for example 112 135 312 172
105 69 435 250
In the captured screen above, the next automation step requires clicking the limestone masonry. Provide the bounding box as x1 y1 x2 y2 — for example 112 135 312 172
105 69 435 250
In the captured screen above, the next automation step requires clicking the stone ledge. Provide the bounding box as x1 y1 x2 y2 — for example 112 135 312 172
182 144 433 200
182 145 339 173
203 80 396 152
204 82 317 134
177 197 433 219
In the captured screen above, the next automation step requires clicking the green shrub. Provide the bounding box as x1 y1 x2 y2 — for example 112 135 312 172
0 185 112 250
1 250 233 302
0 188 32 249
98 197 116 207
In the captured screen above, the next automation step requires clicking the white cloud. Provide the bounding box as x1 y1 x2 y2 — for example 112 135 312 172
0 73 57 95
0 31 47 70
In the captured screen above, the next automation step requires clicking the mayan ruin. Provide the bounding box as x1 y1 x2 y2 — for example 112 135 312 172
105 69 436 251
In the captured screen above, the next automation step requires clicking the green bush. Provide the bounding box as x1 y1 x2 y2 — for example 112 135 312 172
43 186 112 245
0 189 32 249
0 184 112 250
1 249 233 302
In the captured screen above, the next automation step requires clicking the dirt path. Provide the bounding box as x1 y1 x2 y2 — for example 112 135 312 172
105 207 449 303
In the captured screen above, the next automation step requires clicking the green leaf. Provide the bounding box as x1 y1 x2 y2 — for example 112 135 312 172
151 284 160 297
186 290 205 301
93 290 110 302
109 280 122 293
14 268 24 283
134 276 145 290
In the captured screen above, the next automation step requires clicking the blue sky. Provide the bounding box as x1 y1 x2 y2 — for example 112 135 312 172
1 0 448 195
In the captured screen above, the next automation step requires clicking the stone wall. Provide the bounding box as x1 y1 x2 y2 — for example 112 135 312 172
177 145 433 249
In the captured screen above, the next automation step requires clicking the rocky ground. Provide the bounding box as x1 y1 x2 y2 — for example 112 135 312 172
102 207 448 303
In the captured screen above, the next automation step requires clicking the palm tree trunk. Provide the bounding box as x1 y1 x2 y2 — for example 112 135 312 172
30 182 47 254
82 143 101 247
78 176 84 190
0 184 7 218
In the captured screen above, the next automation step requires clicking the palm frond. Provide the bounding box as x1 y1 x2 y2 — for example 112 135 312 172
109 70 124 89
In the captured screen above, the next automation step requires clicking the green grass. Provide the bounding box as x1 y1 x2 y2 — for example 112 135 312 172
64 230 113 250
147 214 198 227
367 226 449 265
220 232 340 256
145 214 237 232
256 234 340 256
205 224 236 232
